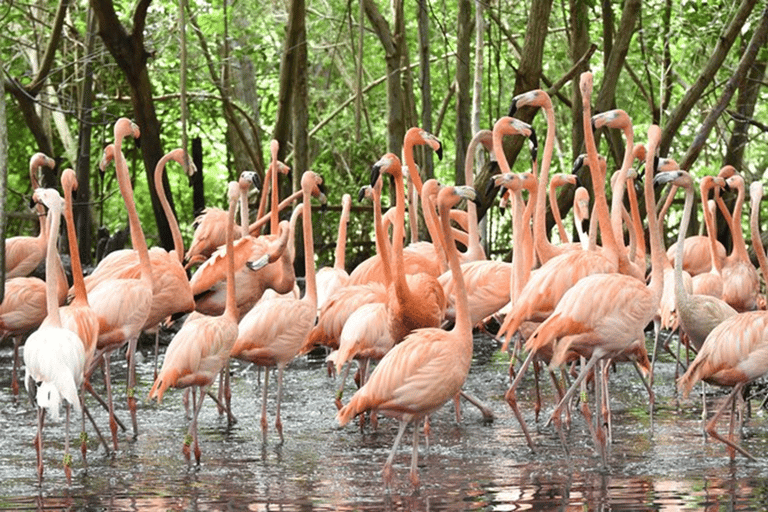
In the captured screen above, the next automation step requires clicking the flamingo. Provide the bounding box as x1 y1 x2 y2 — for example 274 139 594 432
678 308 768 460
148 180 241 465
315 193 352 312
749 181 768 306
573 185 591 250
717 171 760 312
691 177 728 299
526 120 666 467
58 169 101 460
86 118 153 448
370 153 447 345
230 171 324 444
5 153 56 279
337 184 476 489
23 187 86 484
652 171 735 385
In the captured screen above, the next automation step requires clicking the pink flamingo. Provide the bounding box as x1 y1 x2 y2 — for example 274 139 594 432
337 184 476 489
149 180 241 464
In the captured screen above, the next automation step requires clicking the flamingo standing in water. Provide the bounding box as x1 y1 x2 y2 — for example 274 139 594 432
23 187 86 484
337 184 476 489
86 118 153 448
149 180 241 465
5 153 56 279
527 119 666 467
58 169 101 461
230 171 324 444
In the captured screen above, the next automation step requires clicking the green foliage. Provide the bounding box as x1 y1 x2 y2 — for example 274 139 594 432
1 0 766 263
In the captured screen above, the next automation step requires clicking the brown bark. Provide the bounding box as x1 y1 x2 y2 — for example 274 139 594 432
90 0 176 252
680 5 768 171
660 0 759 157
454 0 473 186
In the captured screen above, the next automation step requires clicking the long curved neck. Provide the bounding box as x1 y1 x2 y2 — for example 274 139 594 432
154 153 186 262
644 131 664 303
582 99 619 267
334 199 350 270
675 185 694 306
610 125 634 245
533 102 558 262
391 168 410 298
224 193 238 320
626 178 646 263
301 194 317 307
511 187 526 303
271 159 279 235
63 185 88 305
421 190 448 273
249 189 301 236
439 197 470 335
43 201 63 326
701 182 723 271
549 181 570 243
464 131 492 259
372 186 393 286
114 136 152 283
403 139 424 196
730 183 749 262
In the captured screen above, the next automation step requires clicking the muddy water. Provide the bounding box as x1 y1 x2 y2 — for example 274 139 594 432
2 331 768 511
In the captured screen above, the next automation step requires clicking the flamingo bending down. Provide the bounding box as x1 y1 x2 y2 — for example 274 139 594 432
230 171 324 444
337 184 476 489
149 180 241 464
23 187 86 484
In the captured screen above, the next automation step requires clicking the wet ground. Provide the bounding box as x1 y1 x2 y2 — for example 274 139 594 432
2 329 768 511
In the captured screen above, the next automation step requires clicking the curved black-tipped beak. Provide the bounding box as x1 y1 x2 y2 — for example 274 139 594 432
370 162 383 188
484 177 498 199
529 128 538 162
507 98 519 117
572 154 586 174
590 118 597 134
575 174 584 188
435 144 443 161
250 172 262 190
358 186 368 203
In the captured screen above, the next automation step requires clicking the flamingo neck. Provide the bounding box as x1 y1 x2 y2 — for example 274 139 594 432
750 193 768 284
701 183 723 271
510 187 527 303
675 185 694 304
154 153 186 262
610 125 634 245
439 197 470 335
271 160 279 235
114 138 152 283
224 193 238 320
334 200 350 271
533 103 557 261
63 186 88 305
301 191 317 307
464 130 492 260
391 168 410 297
730 184 749 262
373 186 393 286
549 181 570 243
44 201 63 326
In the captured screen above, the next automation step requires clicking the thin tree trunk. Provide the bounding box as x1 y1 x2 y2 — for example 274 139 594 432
660 0 759 157
725 57 767 171
680 5 768 171
455 0 472 186
0 50 7 298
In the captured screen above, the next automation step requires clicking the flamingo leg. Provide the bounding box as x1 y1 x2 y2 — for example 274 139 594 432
64 403 73 484
260 366 270 444
126 336 139 439
546 352 600 430
504 350 536 451
275 366 285 444
35 406 45 484
383 420 409 488
103 351 119 452
84 380 126 431
594 360 607 468
153 330 160 381
224 361 236 426
183 388 195 463
335 362 351 410
11 336 22 395
192 385 206 464
631 359 655 436
409 421 421 488
704 383 756 461
459 390 495 422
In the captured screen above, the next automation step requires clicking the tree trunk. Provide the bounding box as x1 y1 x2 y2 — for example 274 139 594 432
0 50 7 297
724 56 767 172
454 0 472 186
90 0 176 251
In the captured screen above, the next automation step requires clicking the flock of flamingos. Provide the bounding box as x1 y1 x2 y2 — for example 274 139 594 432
5 71 768 489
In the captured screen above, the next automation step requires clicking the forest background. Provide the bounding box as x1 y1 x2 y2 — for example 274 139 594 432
0 0 766 281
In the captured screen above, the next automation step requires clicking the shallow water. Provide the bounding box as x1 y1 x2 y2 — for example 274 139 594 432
2 330 768 511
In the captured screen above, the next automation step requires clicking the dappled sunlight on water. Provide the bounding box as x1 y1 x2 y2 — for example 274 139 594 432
1 331 768 510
